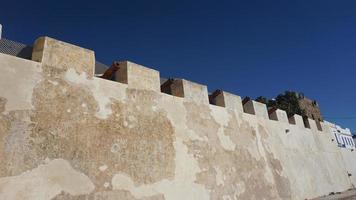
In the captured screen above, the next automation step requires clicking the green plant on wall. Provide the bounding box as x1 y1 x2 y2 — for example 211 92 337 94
275 91 305 117
255 91 306 117
255 96 269 105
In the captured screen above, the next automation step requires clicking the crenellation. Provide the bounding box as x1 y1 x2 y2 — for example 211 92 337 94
208 89 225 107
303 116 311 129
180 79 209 104
269 108 289 123
32 36 95 77
308 118 319 132
268 107 278 120
243 99 269 119
219 91 243 112
2 35 355 200
161 78 174 95
242 98 254 115
316 121 323 131
31 37 45 62
0 36 339 134
114 61 161 92
160 78 185 98
288 115 296 125
254 100 269 119
289 114 305 128
316 120 323 131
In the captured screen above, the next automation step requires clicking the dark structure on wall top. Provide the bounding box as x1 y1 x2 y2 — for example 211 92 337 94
255 91 323 130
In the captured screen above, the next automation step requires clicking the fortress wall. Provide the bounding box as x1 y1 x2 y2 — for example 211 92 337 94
269 109 289 123
340 148 356 185
0 37 355 200
264 119 351 198
243 100 269 119
288 114 305 129
218 91 244 112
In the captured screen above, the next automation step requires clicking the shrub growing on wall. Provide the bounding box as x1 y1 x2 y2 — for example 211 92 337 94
255 96 269 105
274 91 305 117
255 91 306 117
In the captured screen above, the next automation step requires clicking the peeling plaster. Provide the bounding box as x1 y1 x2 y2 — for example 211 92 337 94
1 47 355 200
99 165 108 172
0 159 95 200
112 138 210 200
64 68 127 119
0 54 42 112
210 107 236 151
216 127 236 151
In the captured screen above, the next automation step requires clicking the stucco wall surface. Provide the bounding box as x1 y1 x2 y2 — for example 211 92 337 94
1 37 356 200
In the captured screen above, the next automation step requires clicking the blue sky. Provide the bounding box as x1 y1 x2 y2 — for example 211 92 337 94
1 0 355 132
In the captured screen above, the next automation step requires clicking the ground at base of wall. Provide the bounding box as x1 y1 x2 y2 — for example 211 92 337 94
313 189 356 200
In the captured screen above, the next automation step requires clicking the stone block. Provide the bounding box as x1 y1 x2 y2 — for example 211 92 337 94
115 61 160 92
32 37 95 77
289 114 305 128
269 109 288 123
179 80 209 104
160 79 185 98
243 100 269 119
219 91 243 112
308 118 319 131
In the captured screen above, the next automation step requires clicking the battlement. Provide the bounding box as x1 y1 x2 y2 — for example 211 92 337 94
32 37 95 77
2 35 356 200
268 108 289 123
7 36 323 131
114 61 161 92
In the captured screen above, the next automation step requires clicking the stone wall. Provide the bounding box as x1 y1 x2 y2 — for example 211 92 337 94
298 97 323 121
0 36 355 200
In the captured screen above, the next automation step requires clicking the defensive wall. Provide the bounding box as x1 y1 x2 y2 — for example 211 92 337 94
0 36 356 200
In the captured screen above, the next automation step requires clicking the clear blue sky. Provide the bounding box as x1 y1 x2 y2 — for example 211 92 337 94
1 0 355 132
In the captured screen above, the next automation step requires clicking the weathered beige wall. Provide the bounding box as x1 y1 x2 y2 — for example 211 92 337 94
0 37 356 200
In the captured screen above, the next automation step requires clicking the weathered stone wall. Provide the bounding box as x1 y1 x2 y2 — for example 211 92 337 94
0 37 355 200
298 97 323 121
